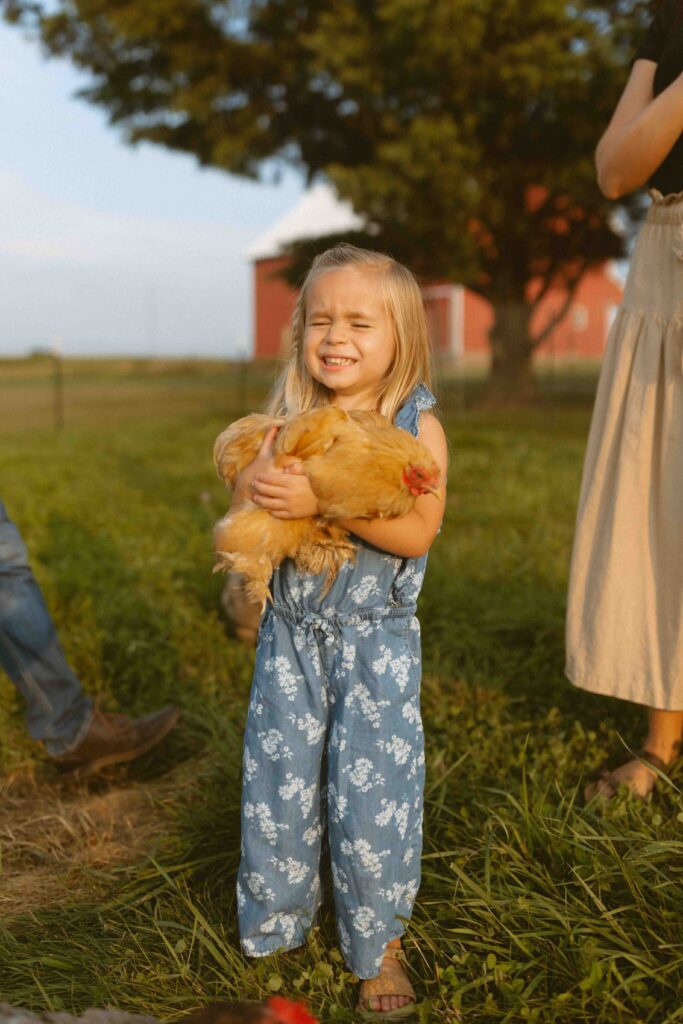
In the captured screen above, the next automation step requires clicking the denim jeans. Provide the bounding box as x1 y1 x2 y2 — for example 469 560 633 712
0 500 93 755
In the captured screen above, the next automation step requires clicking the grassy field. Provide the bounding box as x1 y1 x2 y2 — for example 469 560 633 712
0 359 681 1024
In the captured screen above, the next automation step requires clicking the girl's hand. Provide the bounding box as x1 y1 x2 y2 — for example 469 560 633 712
251 461 320 519
233 427 280 505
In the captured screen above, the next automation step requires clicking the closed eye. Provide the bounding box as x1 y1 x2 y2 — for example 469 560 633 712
352 323 371 329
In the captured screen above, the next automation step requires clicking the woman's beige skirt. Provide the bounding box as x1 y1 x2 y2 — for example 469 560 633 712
566 190 683 711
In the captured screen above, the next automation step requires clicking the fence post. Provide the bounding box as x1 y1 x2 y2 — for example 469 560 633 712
52 336 64 431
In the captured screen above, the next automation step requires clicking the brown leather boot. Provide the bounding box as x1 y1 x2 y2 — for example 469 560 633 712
52 704 180 775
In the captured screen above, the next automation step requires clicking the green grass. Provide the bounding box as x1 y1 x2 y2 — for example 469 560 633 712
0 360 681 1024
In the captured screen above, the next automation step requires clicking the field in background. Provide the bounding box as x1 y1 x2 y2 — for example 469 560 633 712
0 354 601 434
0 358 681 1024
0 357 280 433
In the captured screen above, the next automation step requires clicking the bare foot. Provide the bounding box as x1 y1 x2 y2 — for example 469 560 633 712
585 752 668 801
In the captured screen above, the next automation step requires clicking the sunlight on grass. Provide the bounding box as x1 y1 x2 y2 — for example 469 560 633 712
1 360 681 1023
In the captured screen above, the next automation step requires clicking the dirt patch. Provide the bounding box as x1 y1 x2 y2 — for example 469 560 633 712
0 770 182 915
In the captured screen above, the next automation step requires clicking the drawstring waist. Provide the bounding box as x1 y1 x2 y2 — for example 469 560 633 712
271 604 415 634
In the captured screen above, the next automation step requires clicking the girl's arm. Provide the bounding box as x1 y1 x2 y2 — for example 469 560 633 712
251 413 448 559
596 61 683 199
338 414 448 558
229 427 280 508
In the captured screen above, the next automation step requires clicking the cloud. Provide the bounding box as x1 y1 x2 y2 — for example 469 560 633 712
0 169 250 268
0 170 261 354
0 22 307 356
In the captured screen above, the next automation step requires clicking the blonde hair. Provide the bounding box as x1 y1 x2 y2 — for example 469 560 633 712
266 244 432 424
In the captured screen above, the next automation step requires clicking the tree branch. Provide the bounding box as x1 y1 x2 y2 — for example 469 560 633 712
530 261 589 348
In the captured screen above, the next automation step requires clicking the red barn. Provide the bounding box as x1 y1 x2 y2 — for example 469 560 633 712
247 185 623 362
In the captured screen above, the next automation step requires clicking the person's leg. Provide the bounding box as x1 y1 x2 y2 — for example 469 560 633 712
238 610 328 958
0 501 93 756
328 615 423 1013
0 502 179 770
587 706 683 799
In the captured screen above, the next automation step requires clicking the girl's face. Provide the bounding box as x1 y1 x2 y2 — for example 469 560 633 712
303 267 396 409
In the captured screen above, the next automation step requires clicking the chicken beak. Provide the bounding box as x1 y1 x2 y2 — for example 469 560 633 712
424 485 441 500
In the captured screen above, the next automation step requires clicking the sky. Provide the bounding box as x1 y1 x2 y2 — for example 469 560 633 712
0 20 305 358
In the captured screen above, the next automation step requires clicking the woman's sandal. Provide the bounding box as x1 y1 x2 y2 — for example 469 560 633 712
358 946 417 1019
584 748 670 802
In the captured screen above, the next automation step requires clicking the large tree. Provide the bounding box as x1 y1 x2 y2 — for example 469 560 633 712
3 0 650 401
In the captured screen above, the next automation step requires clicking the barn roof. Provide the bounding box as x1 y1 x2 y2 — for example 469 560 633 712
246 183 365 261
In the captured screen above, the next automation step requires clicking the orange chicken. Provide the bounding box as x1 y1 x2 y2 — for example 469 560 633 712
213 406 441 608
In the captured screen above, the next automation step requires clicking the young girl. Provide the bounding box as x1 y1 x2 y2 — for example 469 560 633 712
231 244 448 1016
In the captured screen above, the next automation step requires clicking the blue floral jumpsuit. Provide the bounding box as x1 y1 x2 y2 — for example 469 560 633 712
237 383 436 979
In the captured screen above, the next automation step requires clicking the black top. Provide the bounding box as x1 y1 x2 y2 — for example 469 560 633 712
634 0 683 194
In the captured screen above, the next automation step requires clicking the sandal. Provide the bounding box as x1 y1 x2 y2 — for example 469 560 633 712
584 748 670 802
358 945 417 1019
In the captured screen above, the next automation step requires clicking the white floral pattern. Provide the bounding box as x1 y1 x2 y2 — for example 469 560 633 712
349 575 381 605
339 838 391 879
328 781 349 823
408 750 426 778
343 756 386 793
401 695 422 728
263 653 303 702
376 734 412 765
338 919 351 955
259 912 299 945
378 879 419 907
246 872 275 902
350 905 386 938
278 772 317 817
270 855 310 885
392 564 425 604
375 798 411 839
243 744 258 782
243 801 289 845
332 861 350 894
258 728 293 762
345 682 391 728
329 721 347 753
302 817 323 846
288 711 326 745
341 640 356 672
371 646 412 692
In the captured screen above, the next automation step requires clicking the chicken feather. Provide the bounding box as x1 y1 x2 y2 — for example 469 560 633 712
213 406 440 609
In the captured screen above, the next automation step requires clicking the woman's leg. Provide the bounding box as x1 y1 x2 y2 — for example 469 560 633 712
588 706 683 799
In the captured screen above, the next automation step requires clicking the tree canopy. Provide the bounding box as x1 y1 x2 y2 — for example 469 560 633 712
3 0 654 399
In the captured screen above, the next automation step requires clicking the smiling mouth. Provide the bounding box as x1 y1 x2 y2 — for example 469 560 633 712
321 356 356 367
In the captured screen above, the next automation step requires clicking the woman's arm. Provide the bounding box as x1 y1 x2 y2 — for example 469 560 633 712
596 60 683 199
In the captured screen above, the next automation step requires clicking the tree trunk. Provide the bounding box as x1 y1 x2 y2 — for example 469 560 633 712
483 298 537 407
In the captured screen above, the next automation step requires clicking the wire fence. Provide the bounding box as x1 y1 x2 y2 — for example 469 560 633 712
0 354 601 435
